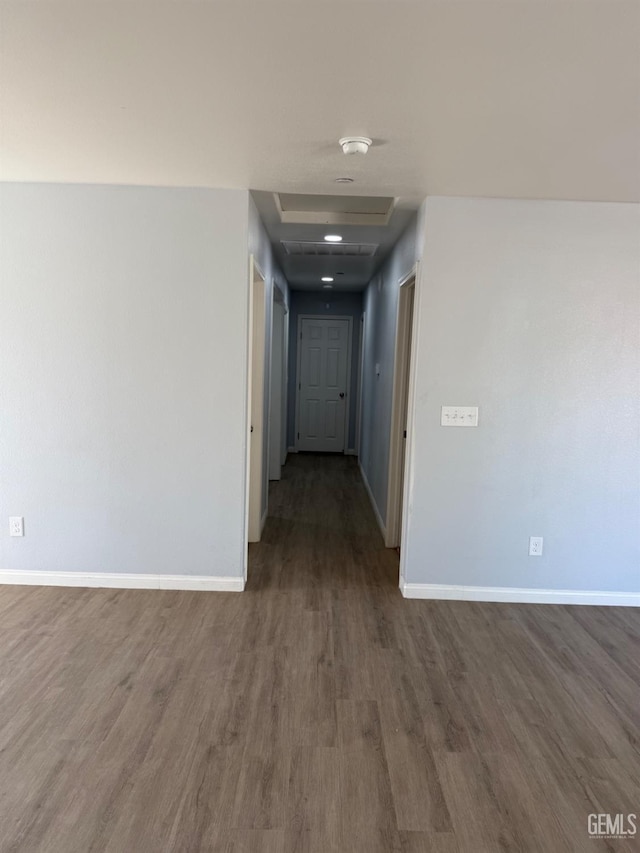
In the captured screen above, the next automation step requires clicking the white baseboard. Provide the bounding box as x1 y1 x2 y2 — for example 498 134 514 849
344 449 358 456
358 461 387 541
287 446 298 454
400 581 640 607
0 570 245 592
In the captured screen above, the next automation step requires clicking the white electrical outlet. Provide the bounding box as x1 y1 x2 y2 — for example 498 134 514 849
9 517 24 537
529 536 543 556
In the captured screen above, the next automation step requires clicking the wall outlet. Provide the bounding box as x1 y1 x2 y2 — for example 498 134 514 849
9 517 24 537
529 536 543 556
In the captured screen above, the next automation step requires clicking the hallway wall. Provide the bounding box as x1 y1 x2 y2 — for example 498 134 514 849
403 197 640 600
0 183 252 586
248 196 289 523
359 211 425 531
286 291 363 452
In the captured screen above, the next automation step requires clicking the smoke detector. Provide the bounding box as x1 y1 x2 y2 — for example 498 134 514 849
339 136 372 155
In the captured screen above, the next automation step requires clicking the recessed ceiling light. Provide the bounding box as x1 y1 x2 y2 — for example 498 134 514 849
335 177 354 184
321 277 334 282
322 284 333 290
324 234 342 243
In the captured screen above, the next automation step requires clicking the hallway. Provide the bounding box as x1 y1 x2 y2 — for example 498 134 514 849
0 455 637 851
249 453 398 591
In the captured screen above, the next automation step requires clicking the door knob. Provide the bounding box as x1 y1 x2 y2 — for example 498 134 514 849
339 392 345 399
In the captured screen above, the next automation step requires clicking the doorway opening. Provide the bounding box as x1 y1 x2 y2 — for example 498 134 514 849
247 257 267 547
246 191 423 593
385 269 417 551
268 289 288 481
355 312 365 458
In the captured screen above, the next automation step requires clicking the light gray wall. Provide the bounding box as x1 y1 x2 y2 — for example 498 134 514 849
359 213 422 522
0 183 251 580
404 197 640 593
286 291 363 451
248 197 289 517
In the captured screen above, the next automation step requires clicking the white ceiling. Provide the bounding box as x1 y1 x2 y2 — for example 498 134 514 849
1 0 639 206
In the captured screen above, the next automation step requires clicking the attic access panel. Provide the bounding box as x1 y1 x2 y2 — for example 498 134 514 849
275 193 395 226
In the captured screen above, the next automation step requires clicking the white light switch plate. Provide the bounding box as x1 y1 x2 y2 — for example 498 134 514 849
441 406 479 427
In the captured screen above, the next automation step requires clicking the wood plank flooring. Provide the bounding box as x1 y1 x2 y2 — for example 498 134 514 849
0 453 638 852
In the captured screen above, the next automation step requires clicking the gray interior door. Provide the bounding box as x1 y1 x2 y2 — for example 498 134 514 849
297 317 349 452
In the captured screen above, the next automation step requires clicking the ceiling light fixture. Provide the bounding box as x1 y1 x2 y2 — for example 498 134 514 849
324 234 342 243
321 277 334 282
339 136 372 155
335 177 354 184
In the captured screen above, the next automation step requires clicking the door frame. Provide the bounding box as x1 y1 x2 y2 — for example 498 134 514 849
294 314 353 454
355 312 365 457
280 302 289 468
385 265 419 548
268 291 287 481
246 256 267 555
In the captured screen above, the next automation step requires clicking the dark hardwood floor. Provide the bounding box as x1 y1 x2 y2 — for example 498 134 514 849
0 453 638 852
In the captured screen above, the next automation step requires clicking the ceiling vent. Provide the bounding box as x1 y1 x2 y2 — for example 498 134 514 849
275 193 395 226
281 241 378 257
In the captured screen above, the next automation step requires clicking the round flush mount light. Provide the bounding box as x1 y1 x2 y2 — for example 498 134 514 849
321 277 334 282
339 136 372 155
335 177 354 184
324 234 342 243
